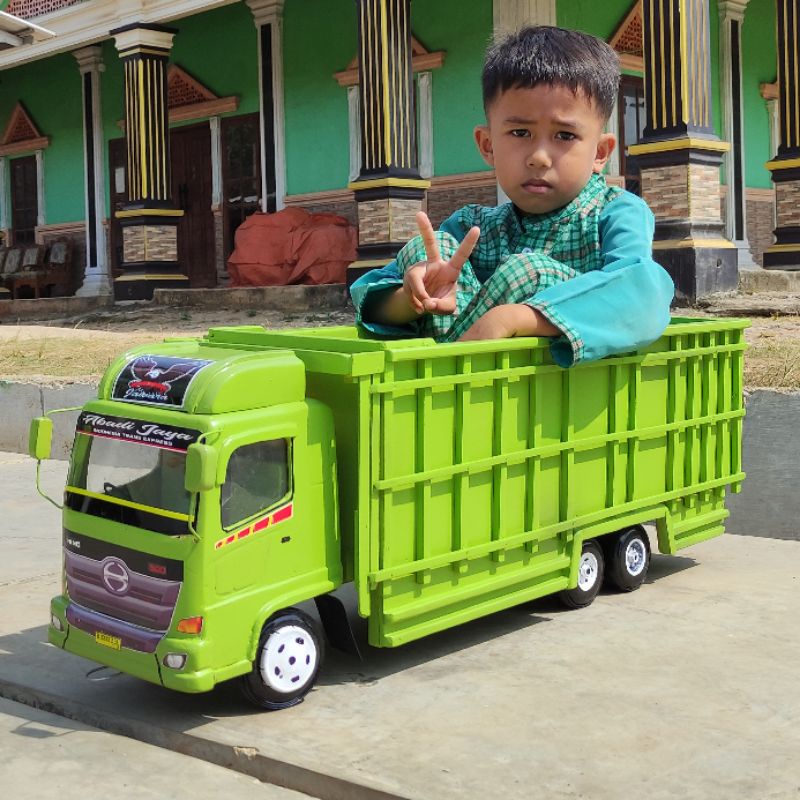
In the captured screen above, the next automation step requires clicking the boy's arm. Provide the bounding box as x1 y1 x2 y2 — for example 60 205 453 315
350 210 471 334
525 192 675 367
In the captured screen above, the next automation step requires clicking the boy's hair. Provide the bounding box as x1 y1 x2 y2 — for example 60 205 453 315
482 26 620 121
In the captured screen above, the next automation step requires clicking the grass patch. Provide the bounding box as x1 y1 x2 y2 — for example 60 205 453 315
744 340 800 389
0 334 164 380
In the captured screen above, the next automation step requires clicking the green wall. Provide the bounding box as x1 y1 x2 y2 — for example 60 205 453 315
0 52 84 224
283 0 357 194
742 0 777 188
412 0 492 176
282 0 492 194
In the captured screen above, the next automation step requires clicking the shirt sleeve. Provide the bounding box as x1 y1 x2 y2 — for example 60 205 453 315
527 191 675 367
349 210 469 337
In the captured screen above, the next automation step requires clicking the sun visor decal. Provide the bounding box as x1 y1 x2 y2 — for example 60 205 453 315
111 355 213 408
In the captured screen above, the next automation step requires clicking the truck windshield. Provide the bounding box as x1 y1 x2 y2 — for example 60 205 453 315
65 415 199 536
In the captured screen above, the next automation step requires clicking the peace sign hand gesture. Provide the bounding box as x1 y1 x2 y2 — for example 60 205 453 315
403 212 480 316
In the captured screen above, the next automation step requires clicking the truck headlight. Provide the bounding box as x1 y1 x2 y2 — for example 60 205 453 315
162 653 187 670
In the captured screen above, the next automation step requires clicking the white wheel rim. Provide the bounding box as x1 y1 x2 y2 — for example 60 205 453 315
625 538 647 577
259 624 317 694
578 552 599 591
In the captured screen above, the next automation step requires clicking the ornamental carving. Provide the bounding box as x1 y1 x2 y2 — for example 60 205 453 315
7 0 85 18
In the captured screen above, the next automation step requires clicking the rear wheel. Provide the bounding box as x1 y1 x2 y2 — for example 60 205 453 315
240 608 323 711
605 526 651 592
559 540 604 609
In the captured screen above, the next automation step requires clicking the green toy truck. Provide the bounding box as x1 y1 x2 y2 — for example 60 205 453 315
30 318 746 710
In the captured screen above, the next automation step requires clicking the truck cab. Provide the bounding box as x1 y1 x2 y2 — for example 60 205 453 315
45 337 341 706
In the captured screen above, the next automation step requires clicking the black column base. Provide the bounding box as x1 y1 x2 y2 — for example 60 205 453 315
114 266 189 301
654 245 739 303
763 250 800 269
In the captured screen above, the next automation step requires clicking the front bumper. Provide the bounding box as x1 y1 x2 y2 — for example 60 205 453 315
49 595 225 693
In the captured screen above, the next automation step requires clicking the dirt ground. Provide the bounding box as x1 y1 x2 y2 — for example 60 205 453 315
0 300 797 389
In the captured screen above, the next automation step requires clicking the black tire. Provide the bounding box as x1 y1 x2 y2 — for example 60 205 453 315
559 540 604 609
239 608 324 711
605 526 651 592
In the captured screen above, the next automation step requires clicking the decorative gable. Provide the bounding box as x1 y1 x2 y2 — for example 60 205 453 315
7 0 84 18
610 1 644 73
0 102 49 156
166 65 239 122
334 35 446 86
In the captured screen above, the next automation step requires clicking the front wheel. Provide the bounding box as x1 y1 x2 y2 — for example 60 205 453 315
559 540 604 609
239 608 324 711
605 526 651 592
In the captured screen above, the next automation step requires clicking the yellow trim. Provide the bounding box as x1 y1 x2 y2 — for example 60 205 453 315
680 0 689 124
660 0 666 127
785 0 791 146
138 59 148 199
670 0 676 125
652 238 736 250
115 208 184 218
763 244 800 253
114 274 190 282
348 258 393 269
765 157 800 170
628 137 731 155
379 0 392 166
65 486 192 522
349 177 431 190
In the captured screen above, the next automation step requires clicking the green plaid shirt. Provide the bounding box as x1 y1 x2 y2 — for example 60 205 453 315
351 174 674 366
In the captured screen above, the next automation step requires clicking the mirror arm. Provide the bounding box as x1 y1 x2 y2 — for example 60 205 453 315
36 459 63 510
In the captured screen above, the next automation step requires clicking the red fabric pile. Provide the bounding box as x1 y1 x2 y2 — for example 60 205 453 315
227 207 357 286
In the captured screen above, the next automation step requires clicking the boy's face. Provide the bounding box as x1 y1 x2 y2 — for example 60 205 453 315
474 84 616 215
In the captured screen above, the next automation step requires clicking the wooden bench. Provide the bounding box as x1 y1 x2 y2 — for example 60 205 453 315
5 241 76 299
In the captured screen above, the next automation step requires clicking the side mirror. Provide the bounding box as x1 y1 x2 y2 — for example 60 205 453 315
29 417 53 461
185 443 218 493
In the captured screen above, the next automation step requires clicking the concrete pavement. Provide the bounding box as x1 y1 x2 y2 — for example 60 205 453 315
1 452 799 799
2 697 307 800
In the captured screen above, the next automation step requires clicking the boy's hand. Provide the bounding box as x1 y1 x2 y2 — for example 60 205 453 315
404 212 480 315
458 304 561 341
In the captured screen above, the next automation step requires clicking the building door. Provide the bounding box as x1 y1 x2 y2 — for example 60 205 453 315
10 155 38 246
171 124 216 288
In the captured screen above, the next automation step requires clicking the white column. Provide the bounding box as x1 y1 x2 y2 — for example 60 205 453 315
0 157 7 237
493 0 556 36
418 71 434 179
606 97 621 179
767 97 779 228
719 0 757 269
492 0 556 203
74 45 111 296
210 116 223 207
247 0 286 211
35 149 45 228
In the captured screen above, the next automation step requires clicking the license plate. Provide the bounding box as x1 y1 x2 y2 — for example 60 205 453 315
95 631 121 650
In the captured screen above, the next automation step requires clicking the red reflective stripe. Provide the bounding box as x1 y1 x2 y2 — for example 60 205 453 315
238 528 252 540
225 534 236 545
253 517 271 532
272 504 293 524
215 540 224 549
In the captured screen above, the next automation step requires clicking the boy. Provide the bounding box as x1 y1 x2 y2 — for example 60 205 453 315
350 26 674 367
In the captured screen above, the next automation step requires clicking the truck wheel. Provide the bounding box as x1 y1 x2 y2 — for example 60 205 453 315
605 526 651 592
240 608 323 711
559 540 604 609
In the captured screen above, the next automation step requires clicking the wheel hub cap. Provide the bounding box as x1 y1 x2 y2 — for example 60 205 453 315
625 539 647 577
578 552 599 591
260 625 317 694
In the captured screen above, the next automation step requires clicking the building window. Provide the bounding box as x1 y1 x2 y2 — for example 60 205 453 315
221 113 262 259
10 155 38 246
618 75 647 196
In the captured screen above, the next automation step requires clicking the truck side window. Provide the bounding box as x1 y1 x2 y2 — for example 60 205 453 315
220 439 290 529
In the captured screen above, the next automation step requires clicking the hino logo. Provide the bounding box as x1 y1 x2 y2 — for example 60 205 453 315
102 558 130 596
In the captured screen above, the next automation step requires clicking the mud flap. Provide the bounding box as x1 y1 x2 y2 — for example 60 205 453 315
315 594 363 661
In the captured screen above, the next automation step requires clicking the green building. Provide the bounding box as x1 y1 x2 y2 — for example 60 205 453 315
0 0 794 302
